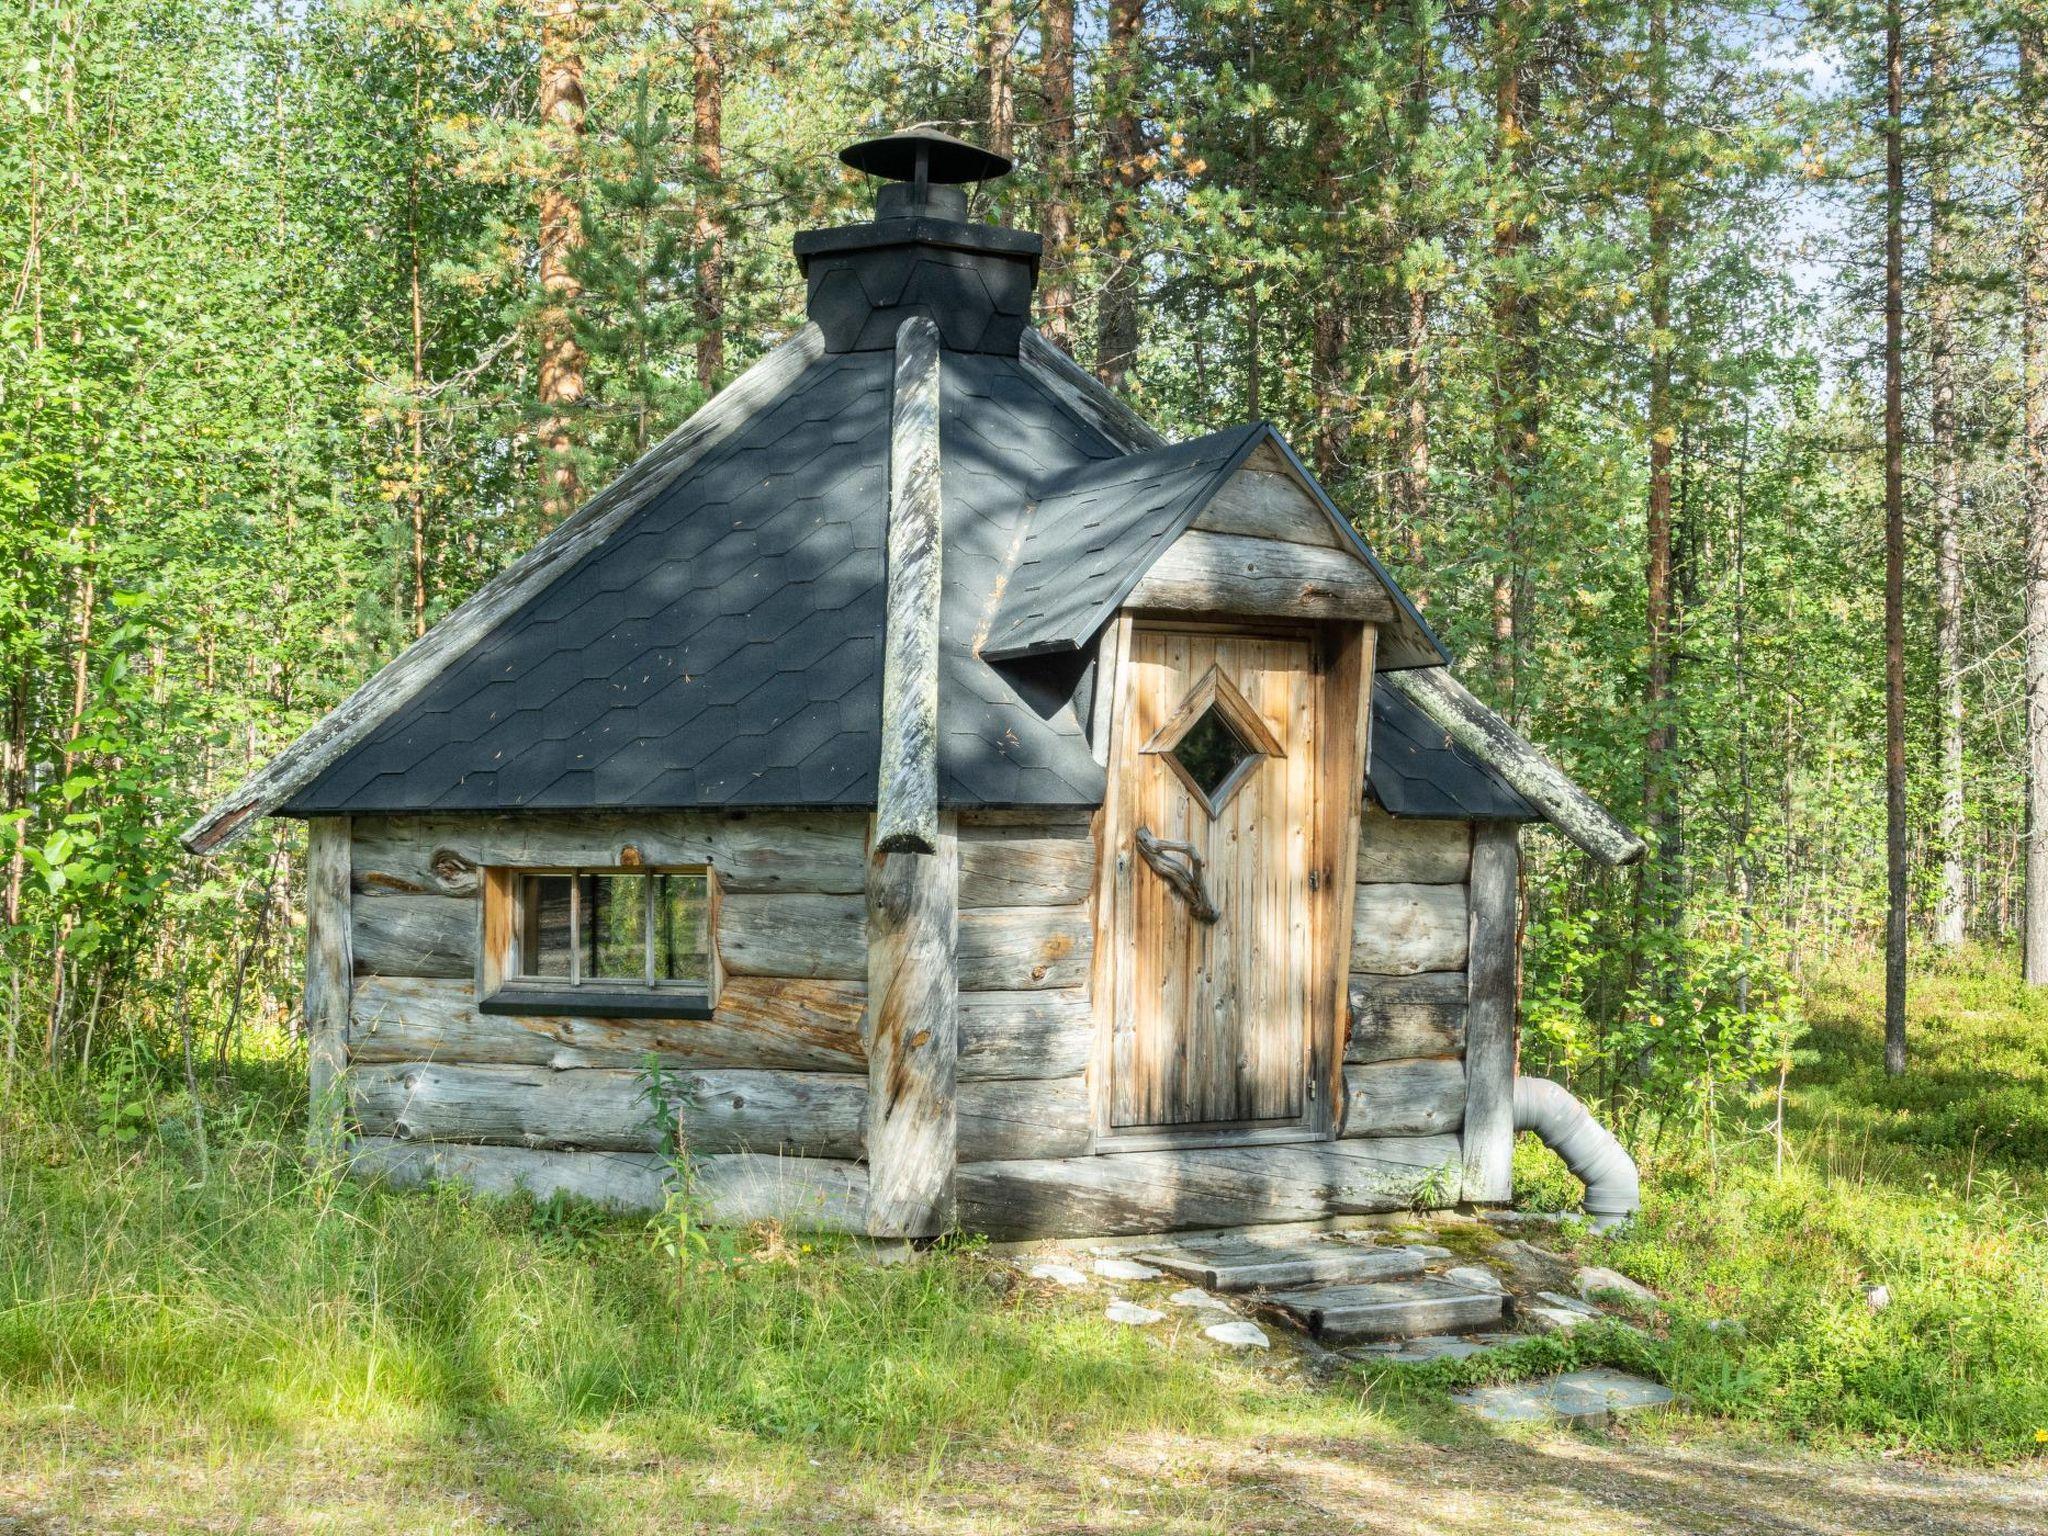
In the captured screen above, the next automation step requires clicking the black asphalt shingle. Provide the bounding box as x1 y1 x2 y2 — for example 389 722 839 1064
1366 685 1538 822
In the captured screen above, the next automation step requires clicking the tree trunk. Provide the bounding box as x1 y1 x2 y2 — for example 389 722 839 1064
1644 0 1676 906
1489 1 1539 707
1396 3 1434 554
1039 0 1076 350
1930 16 1965 950
2022 21 2048 985
1094 0 1144 390
408 50 429 637
693 0 725 395
536 0 587 522
986 0 1016 164
1882 0 1908 1071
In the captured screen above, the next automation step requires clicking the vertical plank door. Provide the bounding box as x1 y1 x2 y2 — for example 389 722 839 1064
1109 629 1317 1130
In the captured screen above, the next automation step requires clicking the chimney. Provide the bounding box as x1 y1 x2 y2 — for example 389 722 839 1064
795 126 1041 355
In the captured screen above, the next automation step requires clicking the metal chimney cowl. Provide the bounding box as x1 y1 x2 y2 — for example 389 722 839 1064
794 125 1043 355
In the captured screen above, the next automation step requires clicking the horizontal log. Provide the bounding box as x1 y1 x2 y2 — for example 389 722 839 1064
350 1062 866 1157
719 893 867 980
1191 465 1342 548
957 990 1093 1080
958 1077 1092 1162
353 890 473 979
1355 810 1469 885
348 975 865 1072
685 1152 868 1233
1129 530 1394 623
958 808 1095 832
959 833 1095 908
350 1137 675 1211
1341 1059 1468 1137
1346 971 1467 1063
349 810 869 896
1351 882 1468 975
958 904 1090 990
957 1136 1464 1239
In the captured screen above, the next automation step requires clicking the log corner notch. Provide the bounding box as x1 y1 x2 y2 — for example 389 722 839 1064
874 314 943 856
865 313 957 1239
1383 666 1647 869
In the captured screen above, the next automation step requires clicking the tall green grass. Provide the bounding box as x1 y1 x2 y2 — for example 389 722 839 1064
1509 948 2048 1458
0 1067 1265 1454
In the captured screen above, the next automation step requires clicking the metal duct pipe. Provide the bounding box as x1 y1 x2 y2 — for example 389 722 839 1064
1513 1076 1640 1230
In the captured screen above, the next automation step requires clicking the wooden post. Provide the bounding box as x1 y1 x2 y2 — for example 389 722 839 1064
875 315 942 855
864 814 959 1236
305 817 353 1154
1463 820 1518 1202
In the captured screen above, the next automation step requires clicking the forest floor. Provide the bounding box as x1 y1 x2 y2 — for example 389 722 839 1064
3 953 2047 1534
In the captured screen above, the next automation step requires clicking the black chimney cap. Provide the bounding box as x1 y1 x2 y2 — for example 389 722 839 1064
839 125 1012 185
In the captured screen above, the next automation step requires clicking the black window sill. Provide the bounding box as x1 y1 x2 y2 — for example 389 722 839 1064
479 987 716 1021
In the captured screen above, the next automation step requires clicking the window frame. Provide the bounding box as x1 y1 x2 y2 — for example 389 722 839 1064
478 863 720 1019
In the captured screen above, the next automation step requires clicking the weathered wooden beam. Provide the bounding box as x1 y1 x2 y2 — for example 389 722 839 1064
957 1077 1091 1161
351 1061 868 1157
957 989 1092 1080
718 893 867 979
1190 465 1342 549
863 814 959 1238
1340 1058 1468 1138
1129 531 1395 623
685 1152 868 1233
1351 882 1469 975
352 890 474 978
1346 971 1467 1063
874 315 943 855
348 974 867 1073
956 1136 1464 1239
184 325 831 855
350 811 868 896
305 818 353 1152
1312 622 1377 1137
957 904 1090 990
958 831 1095 908
1463 821 1520 1202
1019 327 1163 453
1384 667 1647 867
1355 809 1470 885
350 1137 676 1211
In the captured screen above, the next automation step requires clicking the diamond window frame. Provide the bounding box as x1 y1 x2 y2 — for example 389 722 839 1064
1141 664 1287 816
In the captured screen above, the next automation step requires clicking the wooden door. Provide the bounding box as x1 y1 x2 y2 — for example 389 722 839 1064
1108 628 1319 1131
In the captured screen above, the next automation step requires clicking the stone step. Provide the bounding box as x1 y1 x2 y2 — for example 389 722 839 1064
1132 1235 1429 1294
1264 1276 1506 1342
1452 1367 1675 1426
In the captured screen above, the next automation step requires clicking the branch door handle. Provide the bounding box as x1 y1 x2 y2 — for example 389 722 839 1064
1134 826 1220 924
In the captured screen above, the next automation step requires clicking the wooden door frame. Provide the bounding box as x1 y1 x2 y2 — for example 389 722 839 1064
1086 614 1375 1153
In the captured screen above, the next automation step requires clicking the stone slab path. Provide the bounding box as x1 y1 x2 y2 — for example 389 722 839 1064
1454 1367 1677 1426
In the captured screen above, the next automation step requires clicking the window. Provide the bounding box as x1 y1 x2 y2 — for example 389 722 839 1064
480 866 717 1018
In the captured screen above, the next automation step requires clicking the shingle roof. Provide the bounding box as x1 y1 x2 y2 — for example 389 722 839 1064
1366 684 1539 822
286 347 1118 816
977 422 1447 670
978 425 1266 662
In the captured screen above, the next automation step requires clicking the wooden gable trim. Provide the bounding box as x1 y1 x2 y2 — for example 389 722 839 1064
182 324 832 855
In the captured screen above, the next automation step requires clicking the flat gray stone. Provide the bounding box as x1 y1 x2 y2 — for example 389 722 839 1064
1203 1320 1270 1349
1135 1234 1427 1294
1576 1265 1656 1306
1266 1277 1505 1343
1026 1261 1088 1288
1441 1265 1505 1294
1536 1289 1599 1316
1494 1239 1574 1286
1454 1368 1675 1426
1524 1305 1594 1334
1105 1300 1164 1325
1092 1257 1164 1282
1168 1287 1233 1312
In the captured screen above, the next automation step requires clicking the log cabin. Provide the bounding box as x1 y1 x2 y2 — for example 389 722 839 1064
185 128 1646 1241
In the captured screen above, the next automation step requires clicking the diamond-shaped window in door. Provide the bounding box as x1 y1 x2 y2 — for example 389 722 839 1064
1143 664 1287 816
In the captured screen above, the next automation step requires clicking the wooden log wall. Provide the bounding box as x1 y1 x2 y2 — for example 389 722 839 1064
1343 808 1472 1159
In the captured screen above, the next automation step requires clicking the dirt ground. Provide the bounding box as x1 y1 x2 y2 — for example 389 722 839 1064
5 1415 2045 1535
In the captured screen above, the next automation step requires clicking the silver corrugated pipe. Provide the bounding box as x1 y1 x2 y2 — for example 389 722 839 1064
1513 1076 1640 1230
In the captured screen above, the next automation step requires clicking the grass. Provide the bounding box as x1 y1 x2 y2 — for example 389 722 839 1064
2 951 2047 1530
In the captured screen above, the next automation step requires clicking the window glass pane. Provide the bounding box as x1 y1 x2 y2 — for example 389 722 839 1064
582 873 647 980
656 873 710 983
1171 704 1255 800
518 875 574 978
